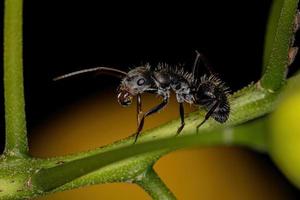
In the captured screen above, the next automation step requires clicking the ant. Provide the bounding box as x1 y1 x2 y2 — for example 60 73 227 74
54 51 230 143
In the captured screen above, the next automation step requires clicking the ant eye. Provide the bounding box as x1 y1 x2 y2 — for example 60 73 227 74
137 78 145 86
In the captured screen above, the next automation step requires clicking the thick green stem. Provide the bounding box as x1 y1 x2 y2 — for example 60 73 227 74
135 168 176 200
261 0 299 91
3 0 28 157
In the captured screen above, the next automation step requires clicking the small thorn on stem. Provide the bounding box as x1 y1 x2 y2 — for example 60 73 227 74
288 47 299 66
293 10 300 33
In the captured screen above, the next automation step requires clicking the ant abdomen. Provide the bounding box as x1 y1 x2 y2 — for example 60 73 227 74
210 96 230 123
194 75 230 124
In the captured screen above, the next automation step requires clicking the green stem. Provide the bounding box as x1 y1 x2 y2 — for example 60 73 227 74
263 0 285 71
3 0 28 157
32 116 268 192
261 0 299 91
135 168 176 200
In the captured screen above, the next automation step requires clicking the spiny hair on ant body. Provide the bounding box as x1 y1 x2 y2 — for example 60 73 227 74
53 52 230 143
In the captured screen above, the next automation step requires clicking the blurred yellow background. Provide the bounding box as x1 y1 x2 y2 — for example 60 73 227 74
29 91 298 200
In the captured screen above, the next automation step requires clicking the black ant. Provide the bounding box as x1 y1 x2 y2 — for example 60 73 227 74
54 51 230 143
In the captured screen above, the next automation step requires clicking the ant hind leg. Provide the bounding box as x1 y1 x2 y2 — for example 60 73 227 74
196 101 219 133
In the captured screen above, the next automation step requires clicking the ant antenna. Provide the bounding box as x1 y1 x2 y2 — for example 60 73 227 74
192 50 216 76
53 67 127 81
192 50 201 76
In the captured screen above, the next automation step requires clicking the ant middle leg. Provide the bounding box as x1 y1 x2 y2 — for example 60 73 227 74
134 98 169 143
176 103 185 135
196 101 219 133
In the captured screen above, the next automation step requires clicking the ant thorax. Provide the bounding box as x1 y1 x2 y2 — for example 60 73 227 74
152 64 195 103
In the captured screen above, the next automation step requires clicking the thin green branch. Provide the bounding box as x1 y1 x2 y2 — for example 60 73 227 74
3 0 28 157
32 114 269 192
135 168 176 200
261 0 299 91
263 0 285 71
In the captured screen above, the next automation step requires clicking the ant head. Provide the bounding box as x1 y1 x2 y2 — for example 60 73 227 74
117 66 153 107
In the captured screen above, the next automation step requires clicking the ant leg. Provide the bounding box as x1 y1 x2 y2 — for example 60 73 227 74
134 98 169 143
176 103 185 135
192 51 215 77
136 94 143 125
196 101 219 133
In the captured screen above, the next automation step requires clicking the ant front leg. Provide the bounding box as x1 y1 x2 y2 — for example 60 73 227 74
136 94 143 125
196 101 219 133
176 103 185 135
134 97 169 143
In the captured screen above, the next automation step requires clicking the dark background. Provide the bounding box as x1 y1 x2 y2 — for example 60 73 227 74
0 0 299 161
